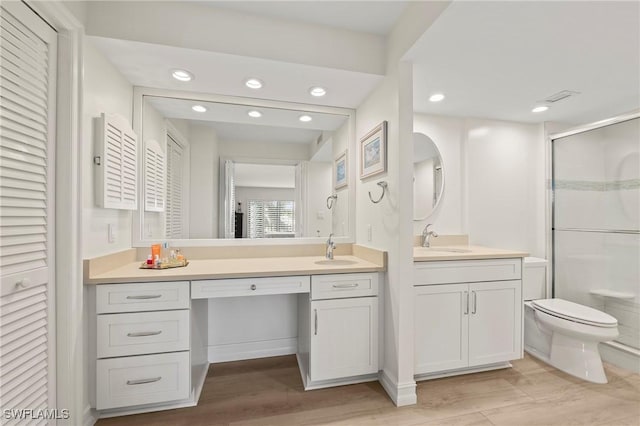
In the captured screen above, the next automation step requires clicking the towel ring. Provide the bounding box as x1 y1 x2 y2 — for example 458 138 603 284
326 194 338 209
368 181 388 204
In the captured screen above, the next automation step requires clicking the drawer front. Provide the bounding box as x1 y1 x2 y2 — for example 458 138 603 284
96 281 190 313
414 258 522 286
311 273 378 300
96 351 190 410
191 275 310 299
97 310 190 358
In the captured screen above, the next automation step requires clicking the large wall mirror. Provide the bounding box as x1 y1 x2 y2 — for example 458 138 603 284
413 132 444 220
133 88 355 244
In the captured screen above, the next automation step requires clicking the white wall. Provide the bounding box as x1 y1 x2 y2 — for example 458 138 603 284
218 139 309 161
189 124 219 238
305 161 332 237
354 64 415 404
413 114 546 257
82 38 134 258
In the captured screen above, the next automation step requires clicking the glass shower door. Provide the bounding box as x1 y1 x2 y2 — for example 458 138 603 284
553 117 640 350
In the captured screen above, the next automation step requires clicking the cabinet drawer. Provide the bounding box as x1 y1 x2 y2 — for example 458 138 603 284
97 310 190 358
414 258 521 286
96 351 190 410
311 273 378 300
191 275 310 299
96 281 190 313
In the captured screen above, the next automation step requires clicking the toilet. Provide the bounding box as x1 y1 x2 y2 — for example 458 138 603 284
523 257 619 384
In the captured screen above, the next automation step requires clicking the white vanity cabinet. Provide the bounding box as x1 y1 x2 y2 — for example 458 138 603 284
414 258 523 377
298 273 380 389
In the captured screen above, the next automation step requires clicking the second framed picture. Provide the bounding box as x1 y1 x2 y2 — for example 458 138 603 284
360 121 387 179
334 149 348 189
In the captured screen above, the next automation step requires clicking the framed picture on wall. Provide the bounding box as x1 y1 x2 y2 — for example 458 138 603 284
360 121 387 179
334 150 348 189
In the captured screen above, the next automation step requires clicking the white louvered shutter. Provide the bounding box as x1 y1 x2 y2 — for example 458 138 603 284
144 139 165 212
95 113 138 210
165 135 184 238
0 0 57 418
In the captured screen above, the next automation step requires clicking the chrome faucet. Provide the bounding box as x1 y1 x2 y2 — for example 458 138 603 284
422 224 438 247
326 233 336 259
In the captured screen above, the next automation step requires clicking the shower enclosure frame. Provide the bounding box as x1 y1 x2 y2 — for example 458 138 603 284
547 109 640 368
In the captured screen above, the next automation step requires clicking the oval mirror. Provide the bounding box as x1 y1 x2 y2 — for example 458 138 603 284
413 132 444 220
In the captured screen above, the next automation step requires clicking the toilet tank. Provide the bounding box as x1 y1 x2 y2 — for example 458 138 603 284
523 257 548 301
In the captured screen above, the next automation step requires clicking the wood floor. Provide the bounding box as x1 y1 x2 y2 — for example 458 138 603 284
97 354 640 426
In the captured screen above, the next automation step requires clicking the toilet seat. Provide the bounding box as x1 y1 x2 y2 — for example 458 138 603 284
532 299 617 328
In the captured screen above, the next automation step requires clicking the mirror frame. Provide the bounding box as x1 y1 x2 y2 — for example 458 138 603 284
412 132 445 221
132 86 356 247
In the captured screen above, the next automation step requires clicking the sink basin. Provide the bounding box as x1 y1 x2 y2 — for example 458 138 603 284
419 247 473 253
314 259 358 266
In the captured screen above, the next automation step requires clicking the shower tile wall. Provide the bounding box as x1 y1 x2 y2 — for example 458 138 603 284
554 117 640 350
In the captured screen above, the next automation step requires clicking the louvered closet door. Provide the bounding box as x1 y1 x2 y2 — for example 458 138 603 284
0 0 57 419
165 135 183 238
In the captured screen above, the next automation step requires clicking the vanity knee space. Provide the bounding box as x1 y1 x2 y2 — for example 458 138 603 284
413 258 524 379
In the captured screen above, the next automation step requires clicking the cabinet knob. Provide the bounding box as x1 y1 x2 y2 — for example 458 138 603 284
15 278 31 289
250 284 257 291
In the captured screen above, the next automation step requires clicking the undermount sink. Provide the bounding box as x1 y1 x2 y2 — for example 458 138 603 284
420 247 473 253
314 259 358 266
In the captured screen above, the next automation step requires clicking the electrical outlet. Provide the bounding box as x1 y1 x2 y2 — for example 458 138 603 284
108 224 116 243
367 224 372 242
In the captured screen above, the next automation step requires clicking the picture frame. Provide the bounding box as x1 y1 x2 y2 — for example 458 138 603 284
334 149 348 189
360 121 387 179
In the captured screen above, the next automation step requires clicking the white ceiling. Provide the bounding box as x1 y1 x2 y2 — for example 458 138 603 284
204 1 409 35
147 96 347 144
90 36 383 109
408 1 640 124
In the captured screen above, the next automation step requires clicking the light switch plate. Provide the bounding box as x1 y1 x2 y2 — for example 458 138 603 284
367 224 372 242
108 224 115 243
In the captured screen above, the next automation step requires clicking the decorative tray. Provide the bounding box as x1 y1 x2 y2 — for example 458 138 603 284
139 260 189 270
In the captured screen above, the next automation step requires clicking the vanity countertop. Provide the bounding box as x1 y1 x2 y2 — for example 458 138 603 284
85 255 385 284
413 245 528 262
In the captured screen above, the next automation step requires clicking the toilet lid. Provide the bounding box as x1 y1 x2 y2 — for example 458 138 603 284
532 299 618 327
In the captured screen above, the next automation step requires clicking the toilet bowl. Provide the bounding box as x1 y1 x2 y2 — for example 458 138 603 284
524 299 618 383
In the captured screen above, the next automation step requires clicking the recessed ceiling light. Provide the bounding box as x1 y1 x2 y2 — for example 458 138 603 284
429 93 445 102
192 105 207 113
248 110 262 118
245 78 263 89
532 106 549 113
299 115 312 122
309 86 327 97
172 69 193 82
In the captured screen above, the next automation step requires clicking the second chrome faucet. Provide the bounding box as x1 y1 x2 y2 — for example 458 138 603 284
326 233 336 259
422 224 438 247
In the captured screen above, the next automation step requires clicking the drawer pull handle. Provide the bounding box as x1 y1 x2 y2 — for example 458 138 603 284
332 283 359 289
127 331 162 337
250 284 257 291
472 291 477 314
126 377 161 386
126 295 162 300
464 291 469 315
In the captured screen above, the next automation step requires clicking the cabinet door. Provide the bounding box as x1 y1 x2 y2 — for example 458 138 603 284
468 280 522 367
310 297 378 382
415 284 469 374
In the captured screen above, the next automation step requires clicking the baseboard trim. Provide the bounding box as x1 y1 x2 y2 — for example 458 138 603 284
208 338 297 363
378 370 416 407
83 404 97 426
415 362 512 382
601 341 640 374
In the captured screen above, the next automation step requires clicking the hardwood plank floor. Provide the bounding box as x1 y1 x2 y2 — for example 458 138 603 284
96 354 640 426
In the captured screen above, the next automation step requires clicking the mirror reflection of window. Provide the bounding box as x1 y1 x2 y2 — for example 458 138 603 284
413 132 444 220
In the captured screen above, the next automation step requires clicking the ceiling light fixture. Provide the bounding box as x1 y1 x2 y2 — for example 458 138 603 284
299 115 312 122
248 110 262 118
192 105 207 113
429 93 445 102
172 69 193 82
245 78 263 89
309 86 327 97
532 106 549 113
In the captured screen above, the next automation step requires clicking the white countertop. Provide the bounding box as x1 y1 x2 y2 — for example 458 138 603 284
85 255 385 284
413 245 528 262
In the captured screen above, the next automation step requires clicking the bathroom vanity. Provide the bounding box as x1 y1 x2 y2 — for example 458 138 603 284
85 248 384 418
413 243 528 379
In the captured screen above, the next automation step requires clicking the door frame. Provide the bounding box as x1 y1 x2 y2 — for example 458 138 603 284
24 1 85 424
